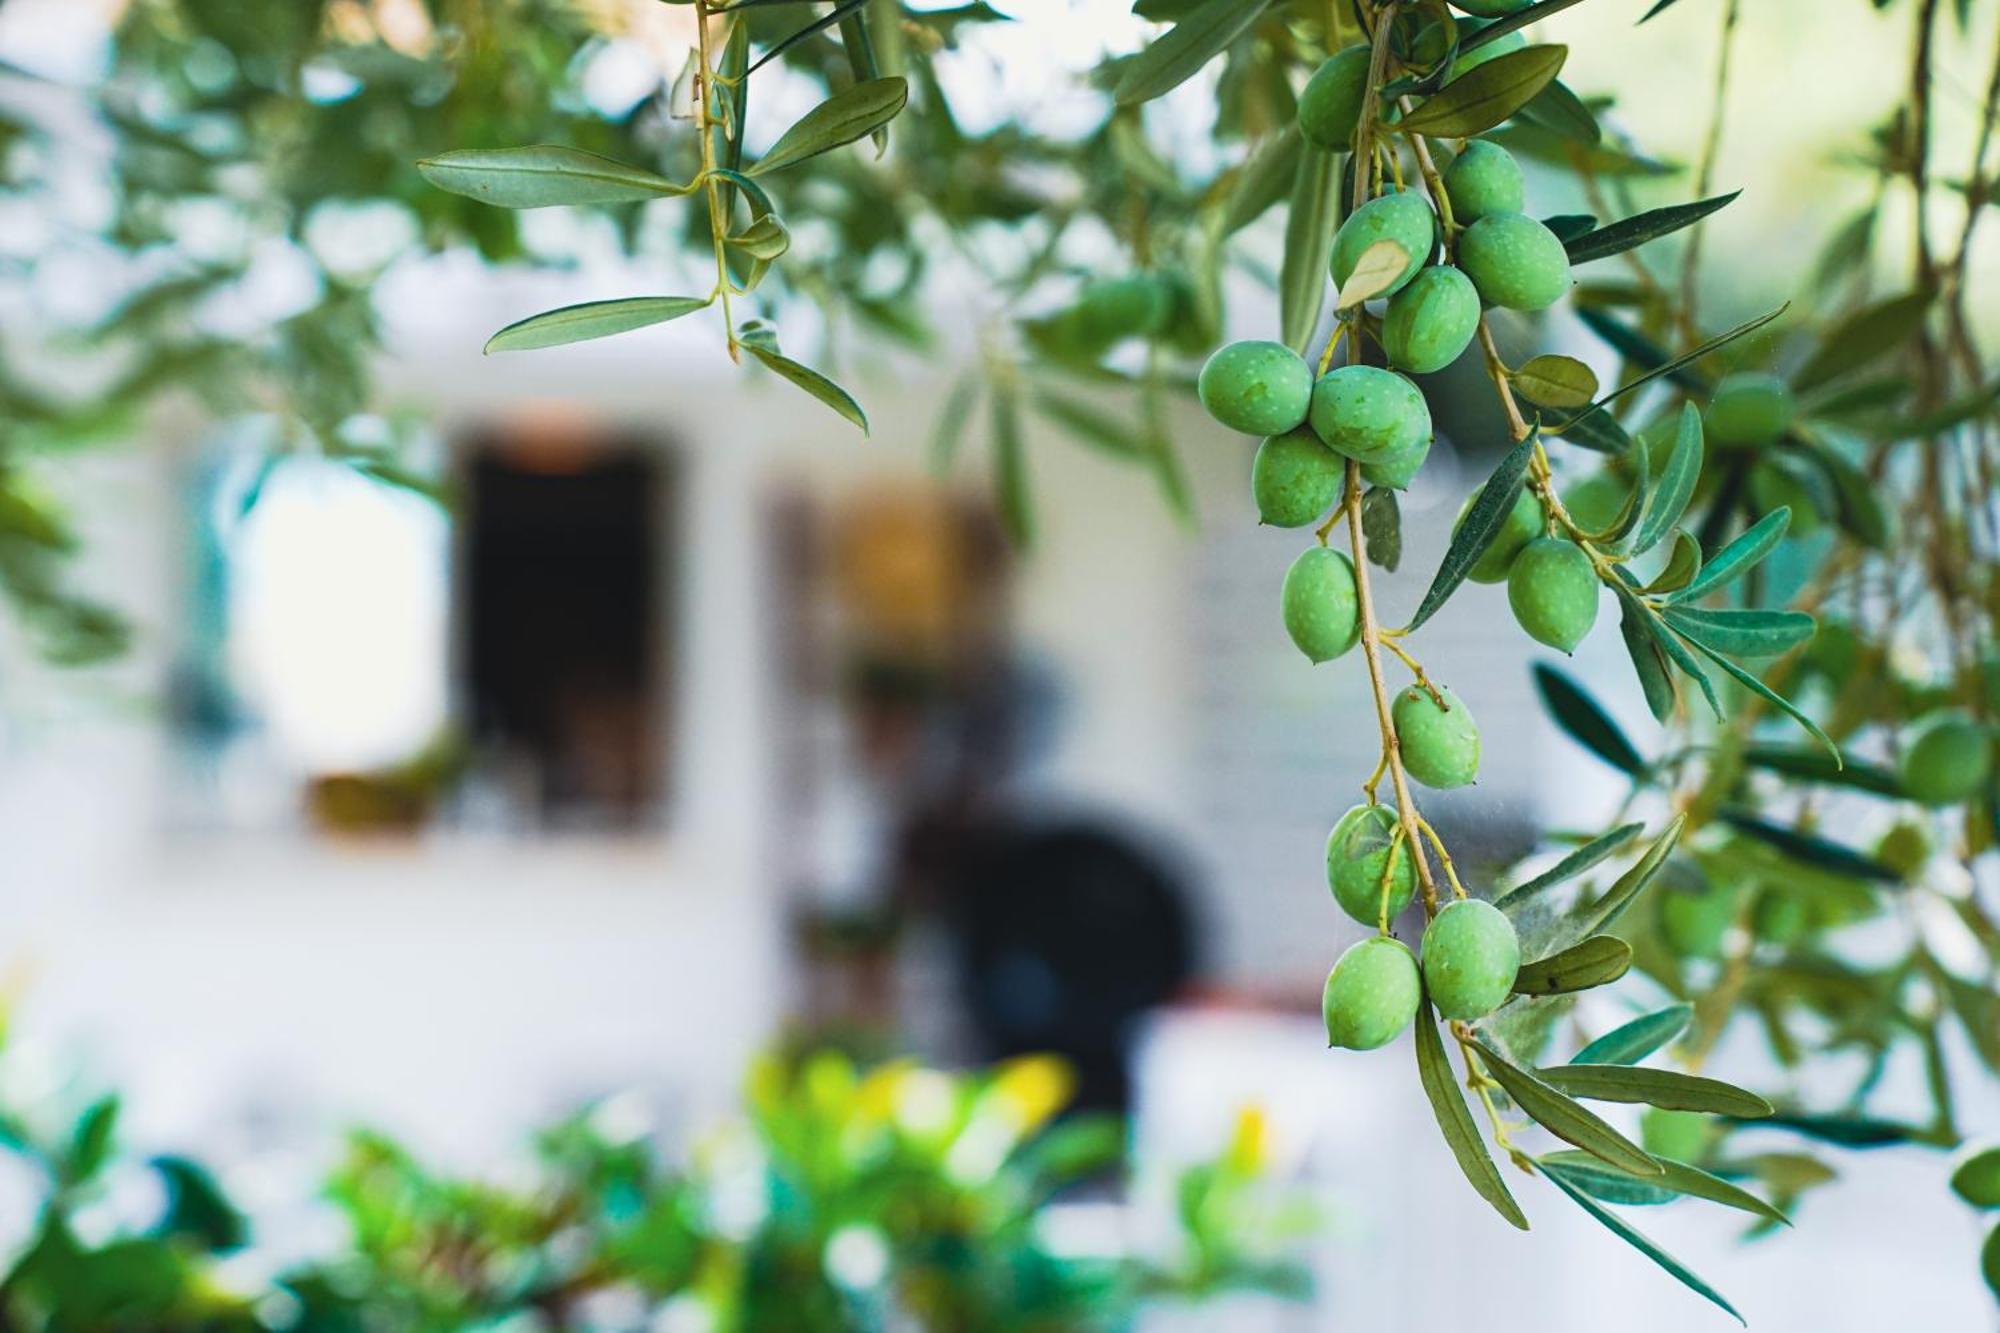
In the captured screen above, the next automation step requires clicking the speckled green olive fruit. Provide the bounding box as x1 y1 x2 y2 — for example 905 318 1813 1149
1361 432 1432 491
1450 21 1524 79
1751 886 1809 946
1562 472 1630 534
1392 685 1480 789
1456 487 1544 583
1322 936 1421 1050
1420 898 1520 1021
1383 266 1480 374
1441 140 1524 224
1458 212 1572 312
1507 538 1600 653
1252 428 1344 528
1659 884 1736 960
1900 710 1993 805
1326 804 1418 926
1951 1145 2000 1208
1705 371 1795 446
1281 547 1360 664
1308 365 1432 465
1330 191 1436 299
1198 340 1314 436
1297 45 1371 150
1641 1107 1712 1164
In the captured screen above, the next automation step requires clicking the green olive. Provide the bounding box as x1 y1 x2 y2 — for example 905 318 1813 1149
1281 546 1360 663
1507 538 1600 653
1442 140 1524 224
1951 1145 2000 1209
1393 685 1480 789
1455 487 1545 583
1071 275 1170 346
1875 822 1932 877
1706 371 1795 446
1982 1221 2000 1300
1308 365 1432 465
1326 804 1418 926
1252 427 1344 528
1900 709 1993 806
1640 1107 1712 1164
1383 265 1481 374
1297 45 1372 151
1420 899 1520 1021
1323 936 1422 1050
1330 191 1437 299
1198 340 1314 435
1659 884 1736 960
1361 431 1432 490
1751 886 1809 946
1458 211 1572 312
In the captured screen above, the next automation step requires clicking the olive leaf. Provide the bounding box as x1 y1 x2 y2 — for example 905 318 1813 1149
747 0 871 74
746 345 868 433
1361 485 1402 572
1571 1003 1692 1066
1512 936 1632 996
726 213 791 262
1632 403 1702 554
1282 145 1343 347
1792 289 1935 393
992 382 1032 547
1471 1039 1663 1177
1542 1169 1747 1324
1606 1155 1792 1226
1533 663 1645 775
1222 126 1302 236
1518 78 1600 146
1541 401 1633 454
1717 810 1899 883
1459 0 1593 53
1749 1111 1930 1147
417 146 697 207
1399 45 1568 139
1539 1065 1774 1118
1616 588 1678 721
1032 389 1145 458
1667 507 1790 602
1572 304 1788 415
1403 432 1535 634
1539 1152 1679 1205
1640 530 1702 595
1112 0 1274 106
1496 823 1644 909
1542 213 1599 242
1512 354 1598 408
1740 744 1903 797
1535 813 1684 956
1679 637 1837 757
1564 190 1740 266
1333 239 1410 314
930 375 980 474
1661 605 1814 659
1415 1001 1529 1230
749 77 909 177
482 295 711 354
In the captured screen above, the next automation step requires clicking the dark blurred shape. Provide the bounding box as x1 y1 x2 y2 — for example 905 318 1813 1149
953 821 1197 1114
462 428 670 828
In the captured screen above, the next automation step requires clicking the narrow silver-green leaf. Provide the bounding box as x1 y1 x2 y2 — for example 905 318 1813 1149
993 383 1032 547
1472 1039 1663 1177
1578 304 1788 418
1649 1157 1792 1225
1112 0 1274 106
1542 1169 1745 1324
1399 45 1569 138
1632 403 1702 555
1533 662 1645 775
746 345 868 433
1404 433 1535 633
1616 589 1678 722
1661 606 1815 659
1717 809 1895 882
1542 814 1684 954
1280 144 1341 351
1793 290 1934 393
1667 508 1791 602
1497 823 1644 909
417 146 695 208
1540 1152 1678 1205
1539 1065 1774 1118
1518 77 1600 145
1416 1002 1529 1230
749 77 909 177
1512 936 1632 996
929 375 980 474
484 296 711 354
1033 389 1145 458
1572 1003 1692 1066
1681 636 1839 759
1640 530 1702 595
1221 126 1302 236
1565 191 1740 266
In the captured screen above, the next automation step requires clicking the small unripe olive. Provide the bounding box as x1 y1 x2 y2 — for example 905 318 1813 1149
1383 266 1480 374
1455 487 1545 583
1658 884 1736 960
1308 365 1432 465
1442 140 1524 224
1900 710 1993 806
1252 427 1344 528
1875 822 1932 878
1562 472 1630 534
1751 886 1809 946
1705 371 1795 446
1458 211 1572 312
1199 340 1313 435
1331 191 1436 299
1986 1224 2000 1301
1507 538 1600 653
1323 936 1421 1050
1450 23 1525 80
1326 804 1418 926
1361 432 1432 491
1950 1145 2000 1209
1281 546 1360 663
1297 45 1372 151
1640 1107 1712 1164
1420 898 1520 1020
1072 275 1170 346
1393 684 1480 789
